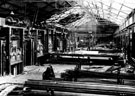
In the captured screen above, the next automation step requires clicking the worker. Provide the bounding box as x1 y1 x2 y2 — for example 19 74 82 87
73 65 79 81
42 65 55 80
73 60 81 81
115 63 124 84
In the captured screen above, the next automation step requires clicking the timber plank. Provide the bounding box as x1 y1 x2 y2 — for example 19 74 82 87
25 80 135 95
0 85 18 96
0 84 11 91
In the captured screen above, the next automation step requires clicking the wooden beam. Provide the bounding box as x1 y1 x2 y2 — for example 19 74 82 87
25 80 135 95
0 85 19 96
61 69 135 80
0 84 11 91
25 90 100 96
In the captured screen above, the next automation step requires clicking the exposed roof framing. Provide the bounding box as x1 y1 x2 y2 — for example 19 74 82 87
98 1 129 15
119 2 134 10
100 1 104 18
117 3 124 18
78 0 135 25
0 0 75 23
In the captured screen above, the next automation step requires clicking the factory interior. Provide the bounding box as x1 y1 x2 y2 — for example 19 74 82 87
1 0 135 96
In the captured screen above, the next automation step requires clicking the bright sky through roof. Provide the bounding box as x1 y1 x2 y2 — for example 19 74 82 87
78 0 135 25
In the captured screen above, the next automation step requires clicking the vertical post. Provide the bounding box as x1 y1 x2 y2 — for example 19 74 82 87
30 37 33 65
132 27 135 58
65 32 68 52
62 32 65 52
30 29 37 65
21 28 24 73
52 28 54 52
130 27 133 57
45 28 49 53
43 30 45 55
54 29 57 52
0 40 1 76
31 30 33 65
35 29 38 65
51 29 54 52
61 29 64 52
7 27 11 75
129 28 132 57
23 29 28 67
125 29 129 60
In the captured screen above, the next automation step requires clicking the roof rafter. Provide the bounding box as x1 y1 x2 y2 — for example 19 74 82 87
98 1 129 15
100 0 104 18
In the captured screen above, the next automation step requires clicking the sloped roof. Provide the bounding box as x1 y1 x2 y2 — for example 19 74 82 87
47 0 135 26
46 5 98 32
78 0 135 25
46 6 85 24
46 4 118 34
65 13 97 32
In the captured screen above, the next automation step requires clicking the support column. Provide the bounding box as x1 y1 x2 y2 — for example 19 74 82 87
132 27 135 58
45 29 49 53
53 28 57 52
8 27 11 75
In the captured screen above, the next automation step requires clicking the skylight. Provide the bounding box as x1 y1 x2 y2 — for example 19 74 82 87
78 0 135 25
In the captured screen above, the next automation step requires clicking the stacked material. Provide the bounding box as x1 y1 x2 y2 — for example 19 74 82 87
0 84 20 96
25 79 135 95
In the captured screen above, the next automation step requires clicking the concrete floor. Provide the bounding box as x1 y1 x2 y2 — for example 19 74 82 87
0 64 135 96
0 64 76 84
0 64 112 84
0 64 114 96
0 64 134 84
